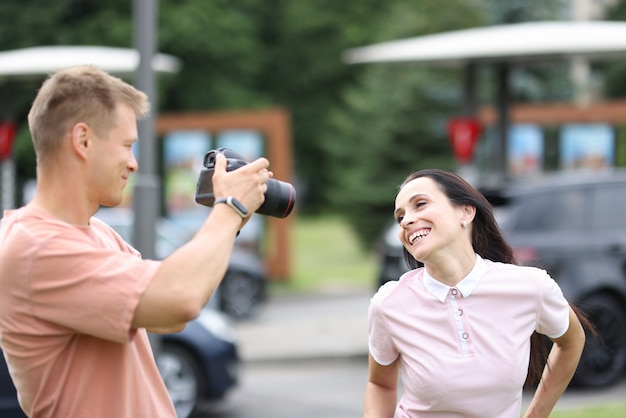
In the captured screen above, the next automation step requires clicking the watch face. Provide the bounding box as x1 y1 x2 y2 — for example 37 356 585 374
229 197 249 216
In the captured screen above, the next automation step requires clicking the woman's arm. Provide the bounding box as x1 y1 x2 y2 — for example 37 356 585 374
363 353 400 418
523 307 586 418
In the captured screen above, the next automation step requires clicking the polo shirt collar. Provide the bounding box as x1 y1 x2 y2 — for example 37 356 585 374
423 254 486 303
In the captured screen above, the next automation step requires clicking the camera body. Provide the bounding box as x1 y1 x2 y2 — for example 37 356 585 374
195 147 296 218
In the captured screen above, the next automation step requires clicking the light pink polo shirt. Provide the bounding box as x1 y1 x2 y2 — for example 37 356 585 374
368 255 570 418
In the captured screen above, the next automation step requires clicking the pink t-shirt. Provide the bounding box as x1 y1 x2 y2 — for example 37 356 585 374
0 206 176 418
368 255 570 418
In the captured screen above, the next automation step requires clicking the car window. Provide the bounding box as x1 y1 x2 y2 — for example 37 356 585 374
493 206 512 230
509 188 586 233
591 183 626 230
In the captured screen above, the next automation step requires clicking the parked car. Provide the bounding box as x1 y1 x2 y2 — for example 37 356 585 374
375 170 626 388
375 221 412 288
497 171 626 388
0 306 237 418
94 208 267 320
158 307 239 418
0 353 24 418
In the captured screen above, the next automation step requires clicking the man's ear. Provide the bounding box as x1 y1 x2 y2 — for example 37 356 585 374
71 122 90 160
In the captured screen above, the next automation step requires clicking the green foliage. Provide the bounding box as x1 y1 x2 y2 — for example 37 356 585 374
0 0 132 50
158 0 266 110
480 0 569 23
549 403 626 418
239 1 394 213
322 0 483 249
0 0 582 250
602 0 626 98
0 0 392 209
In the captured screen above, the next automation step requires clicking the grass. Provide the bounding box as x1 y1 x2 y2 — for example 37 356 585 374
548 404 626 418
269 214 377 295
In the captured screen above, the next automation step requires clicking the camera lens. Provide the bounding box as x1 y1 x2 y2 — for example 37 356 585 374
257 179 296 218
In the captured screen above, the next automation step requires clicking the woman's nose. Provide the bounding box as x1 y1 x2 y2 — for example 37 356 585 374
400 214 414 228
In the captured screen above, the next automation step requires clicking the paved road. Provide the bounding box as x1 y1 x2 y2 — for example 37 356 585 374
194 359 367 418
192 358 626 418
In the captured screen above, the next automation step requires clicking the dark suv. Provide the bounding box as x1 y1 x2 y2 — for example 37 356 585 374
497 171 626 388
376 170 626 388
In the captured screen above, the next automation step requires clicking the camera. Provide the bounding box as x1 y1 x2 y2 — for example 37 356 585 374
195 147 296 218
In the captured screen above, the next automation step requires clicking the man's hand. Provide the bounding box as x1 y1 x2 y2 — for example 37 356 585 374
211 153 272 215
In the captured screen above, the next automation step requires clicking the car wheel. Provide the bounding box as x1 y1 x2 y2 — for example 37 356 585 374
220 271 261 320
572 294 626 388
157 344 206 418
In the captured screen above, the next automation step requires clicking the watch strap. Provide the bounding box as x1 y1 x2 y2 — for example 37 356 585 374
215 196 249 219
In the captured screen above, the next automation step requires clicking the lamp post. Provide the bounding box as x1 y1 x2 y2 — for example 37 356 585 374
0 121 16 212
133 0 161 353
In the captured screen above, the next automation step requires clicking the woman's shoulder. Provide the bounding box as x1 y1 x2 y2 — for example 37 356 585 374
372 268 423 304
483 258 552 284
484 257 543 272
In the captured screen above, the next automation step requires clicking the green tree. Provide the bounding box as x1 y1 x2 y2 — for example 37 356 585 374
322 0 484 248
6 0 575 250
0 0 392 210
481 0 568 24
602 0 626 98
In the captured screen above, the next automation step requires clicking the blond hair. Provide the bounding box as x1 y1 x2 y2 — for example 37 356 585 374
28 65 150 162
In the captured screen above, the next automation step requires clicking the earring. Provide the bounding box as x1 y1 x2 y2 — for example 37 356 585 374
462 220 467 228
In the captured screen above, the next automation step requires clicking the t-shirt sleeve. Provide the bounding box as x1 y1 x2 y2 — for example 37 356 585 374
368 282 399 366
30 226 161 344
535 270 571 339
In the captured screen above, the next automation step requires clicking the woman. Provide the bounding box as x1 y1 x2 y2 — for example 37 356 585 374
364 169 587 418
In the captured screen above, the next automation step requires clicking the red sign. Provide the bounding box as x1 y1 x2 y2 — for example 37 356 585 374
0 122 16 161
447 117 482 164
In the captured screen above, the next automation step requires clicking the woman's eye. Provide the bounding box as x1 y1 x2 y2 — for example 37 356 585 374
395 216 403 224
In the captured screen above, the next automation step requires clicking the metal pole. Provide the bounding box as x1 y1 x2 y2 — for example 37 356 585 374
1 158 15 210
495 62 510 184
133 0 161 352
458 62 479 184
1 85 16 213
462 62 476 116
132 0 159 260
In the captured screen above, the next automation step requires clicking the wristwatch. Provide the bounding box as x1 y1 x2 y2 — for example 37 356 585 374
214 196 249 219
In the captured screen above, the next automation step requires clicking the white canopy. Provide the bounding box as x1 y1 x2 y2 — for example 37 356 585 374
344 21 626 66
0 45 181 83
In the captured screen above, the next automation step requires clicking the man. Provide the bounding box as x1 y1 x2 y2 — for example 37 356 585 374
0 65 271 417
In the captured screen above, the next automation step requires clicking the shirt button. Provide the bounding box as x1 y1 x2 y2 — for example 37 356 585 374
458 308 463 316
451 289 458 295
462 333 469 339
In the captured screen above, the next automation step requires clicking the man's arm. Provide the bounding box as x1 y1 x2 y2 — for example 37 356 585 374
523 307 586 418
363 354 399 418
132 153 270 329
146 324 187 334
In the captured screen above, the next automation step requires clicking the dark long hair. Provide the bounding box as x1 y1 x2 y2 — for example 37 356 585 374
400 169 514 268
398 169 591 388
